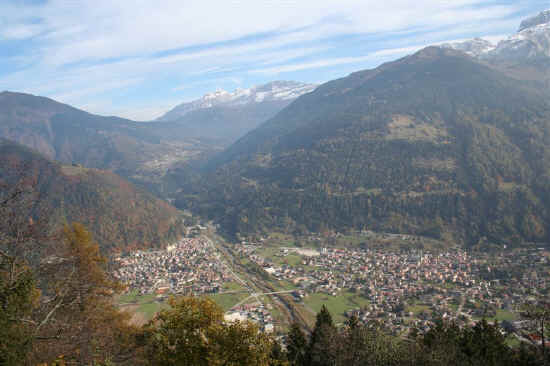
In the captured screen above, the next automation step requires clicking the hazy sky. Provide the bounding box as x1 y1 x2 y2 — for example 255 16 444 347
0 0 548 120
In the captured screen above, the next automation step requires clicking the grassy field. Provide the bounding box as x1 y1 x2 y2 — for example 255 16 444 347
117 290 169 324
407 304 431 315
117 290 156 305
205 281 250 311
137 301 170 320
256 247 280 260
303 290 370 324
222 281 246 292
280 254 302 266
506 336 521 348
117 281 251 320
264 233 298 246
208 292 249 311
276 279 299 291
489 310 518 322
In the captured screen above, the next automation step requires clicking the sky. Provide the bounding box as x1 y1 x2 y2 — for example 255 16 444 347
0 0 548 121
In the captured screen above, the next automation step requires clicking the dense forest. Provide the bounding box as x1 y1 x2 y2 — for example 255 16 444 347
0 139 185 253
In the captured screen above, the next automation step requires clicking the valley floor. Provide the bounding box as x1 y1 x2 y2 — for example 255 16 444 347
114 228 549 343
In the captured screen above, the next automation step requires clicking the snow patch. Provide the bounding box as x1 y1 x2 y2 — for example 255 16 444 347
158 81 318 121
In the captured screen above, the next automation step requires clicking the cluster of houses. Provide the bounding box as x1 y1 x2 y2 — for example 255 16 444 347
238 243 550 336
112 229 549 341
113 237 233 295
225 303 275 333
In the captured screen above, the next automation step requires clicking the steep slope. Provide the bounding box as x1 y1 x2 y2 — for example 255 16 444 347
154 81 317 144
0 139 185 252
0 91 153 169
177 47 550 246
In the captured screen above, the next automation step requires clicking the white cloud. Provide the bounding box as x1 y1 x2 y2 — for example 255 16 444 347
368 46 424 59
78 97 185 121
249 56 374 75
3 0 522 65
1 24 43 40
0 0 542 119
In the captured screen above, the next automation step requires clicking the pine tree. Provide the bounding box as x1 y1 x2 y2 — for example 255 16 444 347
306 305 337 366
0 253 38 365
286 323 307 366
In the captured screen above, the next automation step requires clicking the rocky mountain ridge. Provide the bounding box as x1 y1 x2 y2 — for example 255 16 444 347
157 81 317 121
444 9 550 61
519 9 550 32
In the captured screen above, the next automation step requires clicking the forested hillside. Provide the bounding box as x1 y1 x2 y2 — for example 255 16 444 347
176 47 550 246
0 139 184 252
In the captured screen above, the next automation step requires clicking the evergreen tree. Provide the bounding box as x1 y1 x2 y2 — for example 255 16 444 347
286 323 307 366
0 253 38 365
306 305 337 366
269 340 288 366
418 319 517 366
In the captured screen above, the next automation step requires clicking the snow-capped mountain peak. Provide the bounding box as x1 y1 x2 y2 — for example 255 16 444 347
440 37 495 58
441 9 550 62
491 9 550 62
519 9 550 32
157 81 317 121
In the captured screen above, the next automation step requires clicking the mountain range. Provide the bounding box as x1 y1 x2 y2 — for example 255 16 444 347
152 81 317 144
157 81 317 121
1 10 549 250
444 10 550 61
0 91 221 196
443 9 550 87
176 44 550 246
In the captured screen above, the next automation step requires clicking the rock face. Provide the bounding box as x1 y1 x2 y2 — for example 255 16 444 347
440 38 495 58
492 14 550 62
444 9 550 62
157 81 317 121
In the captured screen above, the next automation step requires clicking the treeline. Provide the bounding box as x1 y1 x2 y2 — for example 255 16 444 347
283 305 545 366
